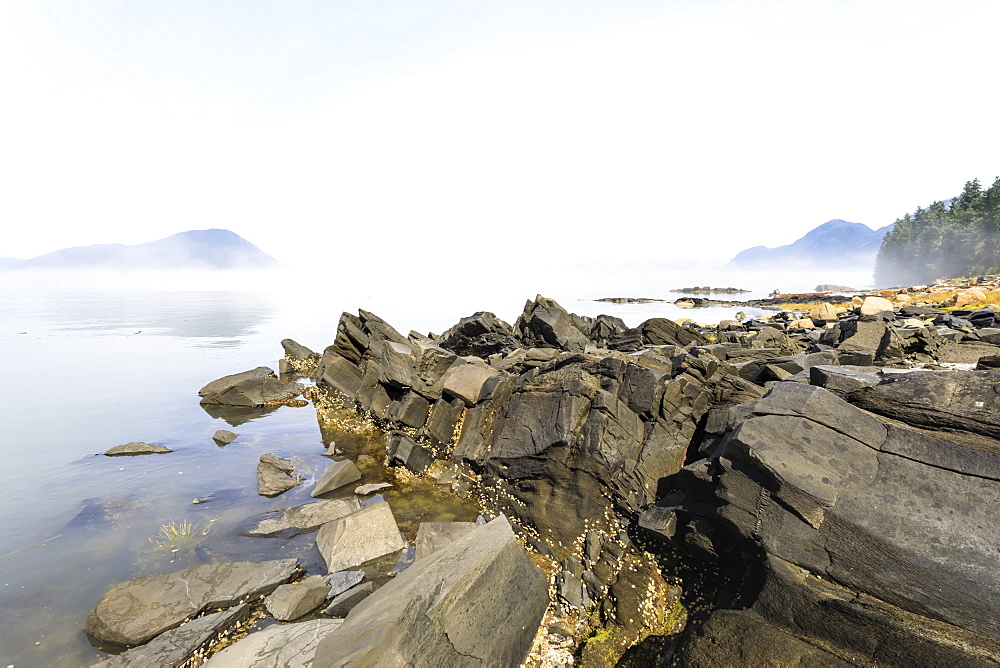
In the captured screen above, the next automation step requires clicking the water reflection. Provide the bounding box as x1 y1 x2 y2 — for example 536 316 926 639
4 291 275 341
200 403 281 426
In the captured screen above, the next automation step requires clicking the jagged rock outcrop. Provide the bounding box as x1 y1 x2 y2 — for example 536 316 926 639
664 381 1000 664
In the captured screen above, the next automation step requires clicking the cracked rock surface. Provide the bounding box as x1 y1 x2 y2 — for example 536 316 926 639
84 559 300 646
204 618 344 667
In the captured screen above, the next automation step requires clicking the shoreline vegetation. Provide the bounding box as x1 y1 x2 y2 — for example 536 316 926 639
81 280 1000 666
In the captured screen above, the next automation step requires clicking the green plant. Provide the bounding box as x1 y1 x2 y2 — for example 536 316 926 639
149 519 212 553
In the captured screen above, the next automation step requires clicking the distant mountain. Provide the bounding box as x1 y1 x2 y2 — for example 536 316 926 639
12 229 280 271
728 220 893 268
0 257 24 269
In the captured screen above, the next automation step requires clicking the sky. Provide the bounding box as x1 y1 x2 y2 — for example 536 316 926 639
2 0 999 277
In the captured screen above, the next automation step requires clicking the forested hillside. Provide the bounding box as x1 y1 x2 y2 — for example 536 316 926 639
875 177 1000 285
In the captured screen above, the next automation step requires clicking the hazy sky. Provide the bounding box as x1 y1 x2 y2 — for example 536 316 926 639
3 0 999 271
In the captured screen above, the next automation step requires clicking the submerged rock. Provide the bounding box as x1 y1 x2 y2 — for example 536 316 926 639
211 430 237 445
85 559 300 646
104 442 172 456
246 497 361 538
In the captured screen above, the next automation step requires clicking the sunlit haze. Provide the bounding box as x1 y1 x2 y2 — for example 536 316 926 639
3 0 998 287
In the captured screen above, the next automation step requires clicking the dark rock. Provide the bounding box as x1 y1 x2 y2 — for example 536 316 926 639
85 559 300 646
808 365 881 394
425 396 464 447
438 312 518 357
641 318 707 347
386 433 434 474
442 363 505 406
313 517 548 666
198 367 303 406
257 454 301 497
846 369 1000 441
104 442 172 456
93 603 250 667
316 351 364 400
515 296 591 352
315 501 405 573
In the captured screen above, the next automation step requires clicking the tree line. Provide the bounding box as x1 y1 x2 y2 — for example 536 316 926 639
875 177 1000 286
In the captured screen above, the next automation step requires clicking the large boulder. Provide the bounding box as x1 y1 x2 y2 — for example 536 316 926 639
85 559 301 646
312 517 548 666
315 501 405 573
515 295 591 352
198 367 303 406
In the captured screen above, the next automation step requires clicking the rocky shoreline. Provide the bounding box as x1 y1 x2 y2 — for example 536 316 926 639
84 286 1000 666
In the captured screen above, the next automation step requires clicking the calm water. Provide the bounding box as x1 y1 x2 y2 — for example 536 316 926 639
0 282 776 665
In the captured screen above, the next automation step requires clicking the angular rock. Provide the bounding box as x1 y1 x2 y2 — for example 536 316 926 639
315 501 405 573
515 296 591 352
313 517 548 666
85 559 301 646
387 390 430 428
211 430 237 445
442 363 504 406
264 575 330 621
325 570 365 599
93 603 250 667
198 367 303 407
324 581 376 617
808 365 880 394
860 296 894 315
280 338 316 360
246 498 361 538
104 442 172 456
414 521 479 560
203 619 344 667
354 482 392 496
315 352 364 400
310 459 362 498
425 397 465 446
386 433 433 474
257 454 300 497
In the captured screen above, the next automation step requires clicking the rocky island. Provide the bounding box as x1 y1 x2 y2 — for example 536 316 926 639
83 289 1000 666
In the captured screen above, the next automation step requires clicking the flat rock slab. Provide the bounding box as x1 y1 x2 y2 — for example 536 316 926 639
198 367 304 407
316 501 405 574
355 482 392 495
204 619 344 668
313 517 549 666
265 575 330 621
85 559 301 646
246 498 361 538
414 521 479 560
91 603 250 667
105 442 172 456
311 459 362 497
